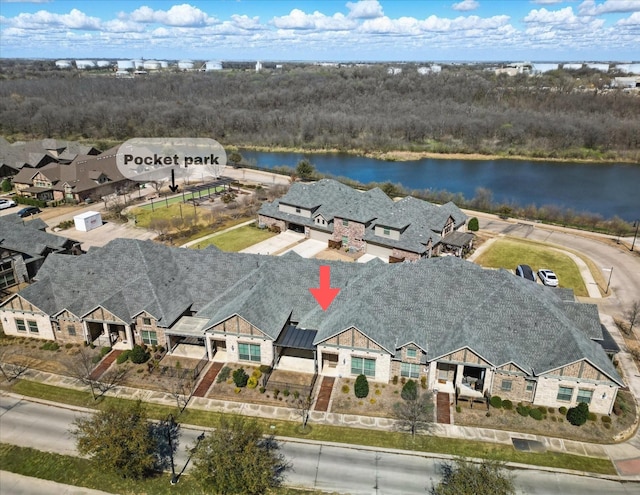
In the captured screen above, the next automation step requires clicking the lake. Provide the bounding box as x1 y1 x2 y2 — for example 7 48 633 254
239 150 640 221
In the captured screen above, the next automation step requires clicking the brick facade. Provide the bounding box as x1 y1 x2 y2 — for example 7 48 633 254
134 312 167 349
258 214 285 233
332 218 366 251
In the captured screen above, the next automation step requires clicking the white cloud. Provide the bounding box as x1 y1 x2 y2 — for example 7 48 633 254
616 11 640 24
579 0 640 15
129 4 216 27
272 9 355 31
230 14 263 30
7 8 101 30
102 19 145 34
346 0 384 19
532 0 565 4
452 1 480 12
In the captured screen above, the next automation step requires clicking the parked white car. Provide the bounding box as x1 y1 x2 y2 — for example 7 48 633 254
0 199 17 210
538 269 559 287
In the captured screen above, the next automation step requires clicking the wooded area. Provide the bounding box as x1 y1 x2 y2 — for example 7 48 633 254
1 63 638 161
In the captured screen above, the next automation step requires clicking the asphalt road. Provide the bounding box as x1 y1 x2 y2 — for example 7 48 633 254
477 216 640 319
1 395 638 495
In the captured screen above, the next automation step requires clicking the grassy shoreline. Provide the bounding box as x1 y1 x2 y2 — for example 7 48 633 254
228 144 640 165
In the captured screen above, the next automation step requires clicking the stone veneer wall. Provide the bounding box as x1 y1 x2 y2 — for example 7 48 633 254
134 313 167 349
258 215 285 232
332 218 366 251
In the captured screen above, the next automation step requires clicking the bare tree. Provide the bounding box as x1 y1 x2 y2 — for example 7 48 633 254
66 347 129 401
149 180 166 195
393 389 435 439
626 300 640 335
149 218 171 237
293 394 313 431
166 369 196 412
0 348 36 382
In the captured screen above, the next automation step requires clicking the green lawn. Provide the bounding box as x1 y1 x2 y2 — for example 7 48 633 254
473 237 588 296
137 187 225 211
9 380 616 475
192 224 277 251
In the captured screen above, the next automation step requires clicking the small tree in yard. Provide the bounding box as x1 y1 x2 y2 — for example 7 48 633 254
192 415 289 495
294 394 314 431
467 217 479 232
66 347 129 400
431 459 515 495
72 400 157 479
354 373 369 398
401 379 418 401
394 389 434 439
626 300 640 334
566 402 589 426
233 367 249 387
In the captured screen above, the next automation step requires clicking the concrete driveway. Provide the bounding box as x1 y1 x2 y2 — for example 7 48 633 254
240 230 304 255
56 221 156 250
280 239 327 258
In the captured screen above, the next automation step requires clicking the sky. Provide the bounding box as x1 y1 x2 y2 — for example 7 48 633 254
0 0 638 61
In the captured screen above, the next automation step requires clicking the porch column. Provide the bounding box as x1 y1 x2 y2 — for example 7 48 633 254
102 322 110 345
455 364 464 388
81 320 90 344
428 362 438 389
124 324 134 350
313 349 318 373
205 335 213 360
166 335 172 355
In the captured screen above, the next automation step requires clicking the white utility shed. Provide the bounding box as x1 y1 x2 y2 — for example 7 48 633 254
74 211 102 232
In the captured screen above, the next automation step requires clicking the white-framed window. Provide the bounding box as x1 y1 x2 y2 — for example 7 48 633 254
406 348 417 358
141 330 158 346
351 356 375 377
142 317 152 326
501 379 512 392
557 386 574 402
67 325 76 336
401 362 420 378
342 236 348 245
15 318 27 332
238 343 261 362
27 320 39 333
438 367 450 381
577 389 593 405
295 208 301 214
383 228 390 236
525 380 535 392
342 219 348 226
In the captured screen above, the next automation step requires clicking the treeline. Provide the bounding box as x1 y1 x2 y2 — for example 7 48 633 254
1 64 639 161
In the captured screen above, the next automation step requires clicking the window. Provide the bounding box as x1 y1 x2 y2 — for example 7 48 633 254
401 362 420 378
0 260 16 289
342 219 348 226
15 318 26 332
238 343 261 362
501 379 512 392
577 389 593 405
406 348 417 358
341 236 348 245
67 325 76 336
526 380 535 392
383 228 390 236
557 386 574 402
438 367 450 381
295 208 301 214
141 330 158 346
27 320 39 333
142 317 152 326
351 356 376 377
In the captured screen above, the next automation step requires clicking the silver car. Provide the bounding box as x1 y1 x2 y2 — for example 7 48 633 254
0 199 17 210
538 269 559 287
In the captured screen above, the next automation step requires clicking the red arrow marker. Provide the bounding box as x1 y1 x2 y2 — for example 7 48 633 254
309 265 340 311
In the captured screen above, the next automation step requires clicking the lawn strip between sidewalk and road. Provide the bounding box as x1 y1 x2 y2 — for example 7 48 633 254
0 444 317 495
9 380 617 475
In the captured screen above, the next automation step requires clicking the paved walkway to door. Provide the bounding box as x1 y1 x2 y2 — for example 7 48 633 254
436 392 451 424
192 362 223 397
88 350 123 380
314 376 335 412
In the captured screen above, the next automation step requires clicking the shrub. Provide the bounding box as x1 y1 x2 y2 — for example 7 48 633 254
603 422 611 429
490 396 502 409
156 345 165 353
129 345 149 364
273 389 280 398
64 343 74 349
42 341 60 351
400 376 406 385
251 368 262 379
283 389 290 397
234 387 241 394
232 368 249 387
550 415 557 422
247 376 258 389
456 405 462 413
116 350 130 364
601 415 612 424
1 178 11 192
375 389 381 396
486 412 491 417
537 406 547 414
354 374 369 398
566 402 589 426
401 379 418 401
293 391 300 399
559 406 568 415
91 355 101 364
392 375 398 385
468 217 479 231
588 412 597 422
613 394 629 416
259 387 266 393
420 375 427 389
100 346 112 357
370 398 376 405
529 408 543 420
516 404 531 417
341 384 350 394
502 399 513 410
217 366 231 383
548 407 555 414
258 364 272 374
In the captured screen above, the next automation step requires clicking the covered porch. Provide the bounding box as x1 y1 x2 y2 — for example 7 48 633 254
85 320 133 350
272 324 318 374
165 316 209 360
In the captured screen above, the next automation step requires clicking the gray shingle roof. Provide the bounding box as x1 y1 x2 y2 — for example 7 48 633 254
0 216 74 257
10 238 620 385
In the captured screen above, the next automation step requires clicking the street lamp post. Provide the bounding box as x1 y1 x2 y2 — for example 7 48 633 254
166 414 177 485
631 220 639 252
170 431 205 485
605 267 614 294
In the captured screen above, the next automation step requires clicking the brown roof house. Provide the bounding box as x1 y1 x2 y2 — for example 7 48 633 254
13 146 133 203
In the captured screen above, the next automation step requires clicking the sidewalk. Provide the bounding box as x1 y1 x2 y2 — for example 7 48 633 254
180 219 255 248
10 363 640 481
